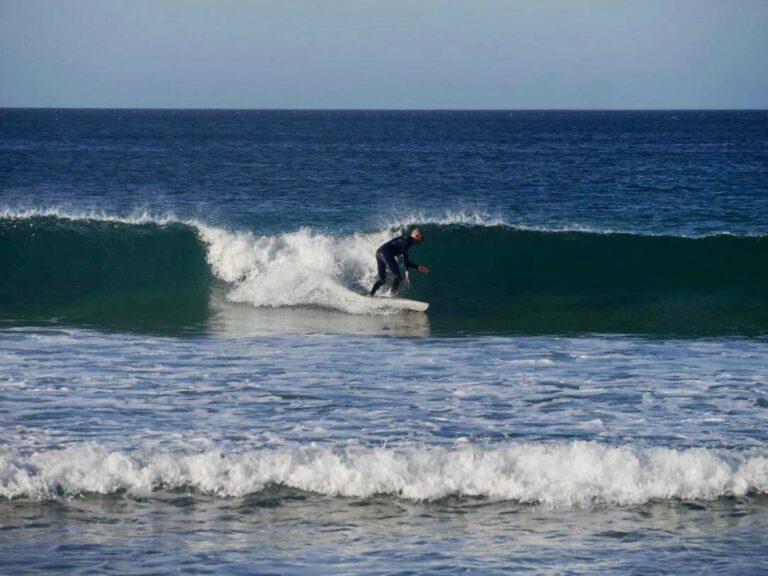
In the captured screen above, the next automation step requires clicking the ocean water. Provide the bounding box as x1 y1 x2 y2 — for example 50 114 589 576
1 109 767 574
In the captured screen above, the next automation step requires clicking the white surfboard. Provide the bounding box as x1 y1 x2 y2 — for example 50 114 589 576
365 296 429 312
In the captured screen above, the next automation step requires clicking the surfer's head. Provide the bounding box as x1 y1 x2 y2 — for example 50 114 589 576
410 228 424 245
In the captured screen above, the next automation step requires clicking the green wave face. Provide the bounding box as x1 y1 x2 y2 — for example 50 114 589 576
407 225 768 336
1 217 766 336
0 217 213 332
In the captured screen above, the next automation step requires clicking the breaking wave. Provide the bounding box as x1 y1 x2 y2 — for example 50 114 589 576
2 442 766 506
1 210 766 335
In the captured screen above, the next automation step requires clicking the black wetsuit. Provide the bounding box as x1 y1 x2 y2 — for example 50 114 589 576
369 236 420 296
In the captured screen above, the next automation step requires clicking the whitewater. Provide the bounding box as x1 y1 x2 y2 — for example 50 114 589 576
4 327 767 500
4 443 768 505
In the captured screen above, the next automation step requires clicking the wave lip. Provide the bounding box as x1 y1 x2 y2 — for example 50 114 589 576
0 206 182 226
2 442 766 506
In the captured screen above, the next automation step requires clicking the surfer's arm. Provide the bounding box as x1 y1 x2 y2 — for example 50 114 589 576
401 246 419 270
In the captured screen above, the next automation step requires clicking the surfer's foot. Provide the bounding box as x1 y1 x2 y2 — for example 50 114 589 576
370 280 384 296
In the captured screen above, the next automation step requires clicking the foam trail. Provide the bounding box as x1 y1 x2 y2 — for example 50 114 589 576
3 443 766 506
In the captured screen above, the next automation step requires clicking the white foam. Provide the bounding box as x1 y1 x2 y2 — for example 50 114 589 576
195 223 405 315
2 442 766 506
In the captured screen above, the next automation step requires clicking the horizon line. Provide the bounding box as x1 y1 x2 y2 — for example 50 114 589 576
2 106 767 113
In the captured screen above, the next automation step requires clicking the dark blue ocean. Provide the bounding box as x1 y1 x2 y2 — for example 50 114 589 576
1 110 767 574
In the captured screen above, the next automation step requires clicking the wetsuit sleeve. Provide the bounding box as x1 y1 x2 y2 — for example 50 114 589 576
401 241 419 270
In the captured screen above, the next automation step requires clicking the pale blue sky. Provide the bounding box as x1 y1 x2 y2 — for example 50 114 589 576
1 0 767 109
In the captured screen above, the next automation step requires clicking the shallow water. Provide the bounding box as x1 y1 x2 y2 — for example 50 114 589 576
4 493 768 574
2 328 768 573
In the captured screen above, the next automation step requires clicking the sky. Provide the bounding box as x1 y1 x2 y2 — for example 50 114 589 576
1 0 767 109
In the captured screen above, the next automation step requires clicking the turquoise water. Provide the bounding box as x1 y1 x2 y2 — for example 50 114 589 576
1 110 767 574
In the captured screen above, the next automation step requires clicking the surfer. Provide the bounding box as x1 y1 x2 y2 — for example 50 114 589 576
369 228 430 296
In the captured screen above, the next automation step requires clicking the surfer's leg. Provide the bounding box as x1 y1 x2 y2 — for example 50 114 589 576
370 279 384 296
385 254 402 294
370 254 387 296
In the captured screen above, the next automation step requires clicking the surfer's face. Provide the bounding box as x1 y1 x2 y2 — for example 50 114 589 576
412 229 423 244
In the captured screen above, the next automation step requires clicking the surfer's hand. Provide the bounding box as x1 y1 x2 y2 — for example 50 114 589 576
418 265 429 274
